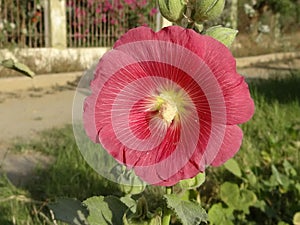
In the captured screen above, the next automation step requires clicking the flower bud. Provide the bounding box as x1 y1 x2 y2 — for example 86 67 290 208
192 0 225 23
158 0 186 23
205 26 238 47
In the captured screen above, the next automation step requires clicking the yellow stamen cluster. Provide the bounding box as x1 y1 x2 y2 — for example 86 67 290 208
150 90 187 125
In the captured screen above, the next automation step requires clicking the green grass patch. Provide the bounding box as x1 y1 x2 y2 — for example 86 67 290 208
1 72 300 224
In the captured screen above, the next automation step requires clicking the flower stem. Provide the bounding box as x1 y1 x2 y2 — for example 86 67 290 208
162 186 173 225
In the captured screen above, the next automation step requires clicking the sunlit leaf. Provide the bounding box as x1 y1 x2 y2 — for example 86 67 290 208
205 26 238 47
208 203 234 225
179 172 205 189
84 195 128 225
224 159 242 177
220 182 257 214
0 59 35 78
164 194 207 225
293 212 300 225
48 197 88 225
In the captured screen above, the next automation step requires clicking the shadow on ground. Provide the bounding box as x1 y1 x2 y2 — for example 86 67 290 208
247 71 300 103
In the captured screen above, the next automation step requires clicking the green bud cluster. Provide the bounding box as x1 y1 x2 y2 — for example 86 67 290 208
158 0 225 25
158 0 238 47
158 0 186 23
192 0 225 22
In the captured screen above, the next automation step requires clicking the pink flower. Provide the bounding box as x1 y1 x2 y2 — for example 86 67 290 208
150 8 158 16
83 26 254 186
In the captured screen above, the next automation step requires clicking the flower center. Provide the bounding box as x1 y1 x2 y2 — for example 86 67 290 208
159 98 178 124
153 92 181 125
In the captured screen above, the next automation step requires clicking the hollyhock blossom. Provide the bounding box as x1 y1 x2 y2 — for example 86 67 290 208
83 26 254 186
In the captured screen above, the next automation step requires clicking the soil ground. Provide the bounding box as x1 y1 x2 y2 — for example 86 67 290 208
0 54 300 186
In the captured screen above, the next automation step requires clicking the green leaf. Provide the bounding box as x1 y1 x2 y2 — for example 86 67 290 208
164 194 207 225
179 172 206 189
293 212 300 225
205 26 238 47
269 165 291 191
111 165 146 195
123 211 161 225
223 159 242 178
121 196 137 213
220 182 257 214
208 203 234 225
278 221 289 225
84 195 128 225
194 23 204 33
283 159 297 177
47 197 88 225
0 59 35 78
123 213 161 225
245 169 257 186
123 197 162 225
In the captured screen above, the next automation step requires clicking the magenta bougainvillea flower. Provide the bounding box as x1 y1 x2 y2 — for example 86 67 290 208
83 26 254 186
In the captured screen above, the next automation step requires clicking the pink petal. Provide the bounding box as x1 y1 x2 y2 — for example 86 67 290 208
115 26 254 125
83 26 255 185
211 125 243 166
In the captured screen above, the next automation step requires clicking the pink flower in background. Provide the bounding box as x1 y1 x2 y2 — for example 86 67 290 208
83 26 254 186
124 0 134 4
150 8 158 16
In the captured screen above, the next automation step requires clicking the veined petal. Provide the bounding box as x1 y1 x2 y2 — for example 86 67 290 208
83 26 255 186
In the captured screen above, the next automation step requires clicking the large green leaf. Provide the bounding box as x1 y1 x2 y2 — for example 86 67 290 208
164 194 207 225
220 182 257 214
208 203 234 225
84 195 128 225
47 197 88 225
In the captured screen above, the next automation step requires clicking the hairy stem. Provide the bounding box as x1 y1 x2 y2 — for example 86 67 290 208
162 186 173 225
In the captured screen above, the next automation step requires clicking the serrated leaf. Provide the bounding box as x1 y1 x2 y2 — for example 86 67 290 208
220 182 257 214
0 59 35 78
179 172 205 190
224 159 242 177
205 26 238 47
47 197 88 225
164 194 207 225
208 203 234 225
84 195 128 225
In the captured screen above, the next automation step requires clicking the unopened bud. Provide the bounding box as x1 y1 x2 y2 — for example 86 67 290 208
192 0 225 23
158 0 186 23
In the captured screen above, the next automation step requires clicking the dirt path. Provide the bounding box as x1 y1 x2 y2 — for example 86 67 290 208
0 86 76 185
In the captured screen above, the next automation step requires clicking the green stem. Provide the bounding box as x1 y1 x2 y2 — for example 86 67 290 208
162 186 173 225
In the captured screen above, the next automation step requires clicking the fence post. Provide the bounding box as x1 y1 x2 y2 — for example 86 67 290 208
48 0 67 48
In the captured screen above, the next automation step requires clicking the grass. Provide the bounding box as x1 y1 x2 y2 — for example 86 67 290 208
0 72 300 224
